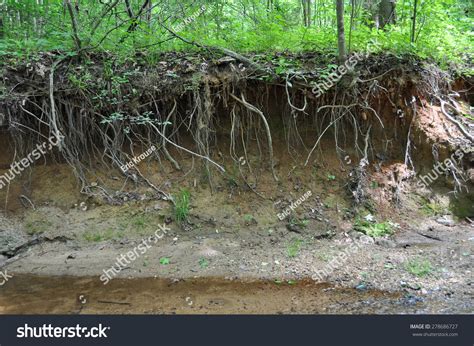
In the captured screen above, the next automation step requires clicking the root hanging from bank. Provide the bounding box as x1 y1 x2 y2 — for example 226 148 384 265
230 93 278 182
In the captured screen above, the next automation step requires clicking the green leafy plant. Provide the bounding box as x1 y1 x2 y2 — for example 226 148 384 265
174 189 191 223
25 219 52 235
198 258 209 269
159 257 170 265
354 218 394 237
243 214 255 224
421 201 444 216
287 239 302 258
289 217 309 228
405 258 433 277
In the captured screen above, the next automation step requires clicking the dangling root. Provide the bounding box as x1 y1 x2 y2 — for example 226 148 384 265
437 96 473 142
230 93 278 182
160 99 181 170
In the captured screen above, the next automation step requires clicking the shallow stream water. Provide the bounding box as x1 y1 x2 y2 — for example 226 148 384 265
0 275 450 314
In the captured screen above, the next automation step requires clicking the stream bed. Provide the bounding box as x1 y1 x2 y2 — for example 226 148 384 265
0 275 456 314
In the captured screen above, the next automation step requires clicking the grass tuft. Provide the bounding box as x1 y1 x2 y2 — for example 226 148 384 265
174 189 191 224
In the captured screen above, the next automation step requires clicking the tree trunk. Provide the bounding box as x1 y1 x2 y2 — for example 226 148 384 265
302 0 307 26
379 0 396 28
363 0 379 29
65 0 82 50
411 0 418 43
336 0 346 63
306 0 311 27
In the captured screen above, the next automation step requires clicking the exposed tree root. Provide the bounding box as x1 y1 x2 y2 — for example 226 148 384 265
230 93 278 182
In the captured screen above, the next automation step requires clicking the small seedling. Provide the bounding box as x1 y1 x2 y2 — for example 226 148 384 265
287 239 302 258
421 202 444 216
159 257 170 265
199 258 209 269
243 214 255 224
174 189 190 223
405 258 433 277
327 174 336 181
354 218 394 237
289 217 309 228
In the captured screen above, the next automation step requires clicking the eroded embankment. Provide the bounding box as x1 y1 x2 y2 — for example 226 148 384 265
0 53 473 315
0 52 473 211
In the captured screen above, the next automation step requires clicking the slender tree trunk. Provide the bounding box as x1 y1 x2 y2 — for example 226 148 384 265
363 0 379 29
65 0 82 50
302 0 307 26
307 0 311 27
146 0 152 26
411 0 418 43
336 0 346 63
124 0 134 18
379 0 396 28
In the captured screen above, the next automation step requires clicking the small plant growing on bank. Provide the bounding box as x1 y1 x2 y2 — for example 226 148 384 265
24 212 53 235
405 258 433 277
289 217 309 229
199 258 209 269
354 217 395 238
173 189 190 223
420 201 444 216
243 214 256 225
159 257 170 265
287 239 303 258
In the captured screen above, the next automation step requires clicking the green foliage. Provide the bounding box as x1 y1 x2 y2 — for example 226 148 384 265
0 0 471 70
287 239 303 258
24 212 53 235
289 217 309 228
173 189 191 223
354 218 394 237
243 214 255 224
405 258 433 277
421 201 444 216
198 258 209 269
25 219 52 235
159 257 170 265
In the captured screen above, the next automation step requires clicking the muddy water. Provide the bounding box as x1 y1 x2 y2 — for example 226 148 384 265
0 275 438 314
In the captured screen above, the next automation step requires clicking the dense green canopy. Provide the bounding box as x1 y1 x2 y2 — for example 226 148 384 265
0 0 472 69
